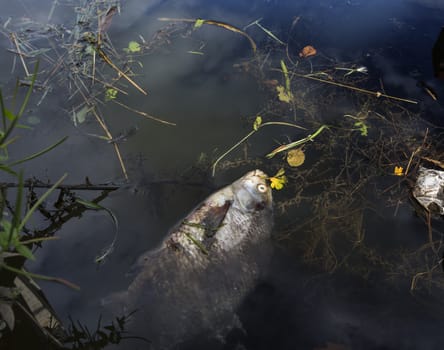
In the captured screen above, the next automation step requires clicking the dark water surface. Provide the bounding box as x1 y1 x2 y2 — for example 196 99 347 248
2 0 444 349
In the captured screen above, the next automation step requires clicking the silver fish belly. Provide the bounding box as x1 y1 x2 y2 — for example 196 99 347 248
110 169 273 349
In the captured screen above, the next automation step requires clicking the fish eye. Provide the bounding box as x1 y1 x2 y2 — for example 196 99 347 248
257 184 267 193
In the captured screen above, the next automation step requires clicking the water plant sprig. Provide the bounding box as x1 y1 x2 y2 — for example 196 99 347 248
211 118 306 176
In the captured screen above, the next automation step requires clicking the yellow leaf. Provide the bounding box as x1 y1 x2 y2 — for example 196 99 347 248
253 116 262 131
276 85 293 103
394 166 404 176
287 148 305 167
269 176 286 190
194 19 205 29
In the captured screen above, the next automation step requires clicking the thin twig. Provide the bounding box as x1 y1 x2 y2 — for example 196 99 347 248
112 100 176 126
10 33 30 76
287 71 418 104
91 108 129 180
97 48 148 95
158 17 257 53
405 128 428 176
0 182 121 190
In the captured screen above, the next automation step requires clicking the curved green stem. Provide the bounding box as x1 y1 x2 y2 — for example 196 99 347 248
265 124 329 158
211 121 306 176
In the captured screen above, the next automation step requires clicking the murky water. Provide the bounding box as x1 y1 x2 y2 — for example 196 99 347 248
2 0 444 349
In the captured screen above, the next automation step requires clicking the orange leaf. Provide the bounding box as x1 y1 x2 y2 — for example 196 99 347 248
299 45 317 58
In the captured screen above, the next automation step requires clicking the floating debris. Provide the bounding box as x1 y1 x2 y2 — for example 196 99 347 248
413 167 444 214
299 45 317 58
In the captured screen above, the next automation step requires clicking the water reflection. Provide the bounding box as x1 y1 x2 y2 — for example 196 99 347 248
1 0 444 349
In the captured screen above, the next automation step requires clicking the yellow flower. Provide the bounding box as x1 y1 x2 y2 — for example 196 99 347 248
394 166 404 176
269 168 288 190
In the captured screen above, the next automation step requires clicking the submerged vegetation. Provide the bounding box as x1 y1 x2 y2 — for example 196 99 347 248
0 67 125 347
162 14 444 298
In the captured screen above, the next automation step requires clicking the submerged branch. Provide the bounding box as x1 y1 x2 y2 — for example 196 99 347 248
0 181 121 191
158 17 257 53
112 100 176 126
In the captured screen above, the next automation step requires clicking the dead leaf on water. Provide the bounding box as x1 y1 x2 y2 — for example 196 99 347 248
287 148 305 167
299 45 317 58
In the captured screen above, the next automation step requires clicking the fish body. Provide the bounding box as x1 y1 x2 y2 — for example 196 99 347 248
107 170 273 349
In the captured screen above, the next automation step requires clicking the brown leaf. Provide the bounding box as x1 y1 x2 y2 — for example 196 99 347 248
299 45 317 58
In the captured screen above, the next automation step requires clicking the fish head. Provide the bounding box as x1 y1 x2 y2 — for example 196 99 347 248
231 169 272 213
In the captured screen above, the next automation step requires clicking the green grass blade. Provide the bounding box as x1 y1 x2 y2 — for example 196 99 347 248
0 263 80 290
0 90 7 130
12 172 24 228
280 60 291 92
7 172 23 247
0 165 17 176
8 136 68 167
0 109 19 146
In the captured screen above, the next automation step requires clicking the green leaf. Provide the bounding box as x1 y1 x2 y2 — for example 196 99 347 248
280 60 291 92
125 41 141 53
0 164 17 176
105 88 118 102
276 85 293 103
194 19 205 29
0 263 80 290
354 121 368 136
9 172 24 246
75 198 102 210
8 136 68 167
0 219 12 249
2 107 16 122
15 243 35 260
253 116 262 131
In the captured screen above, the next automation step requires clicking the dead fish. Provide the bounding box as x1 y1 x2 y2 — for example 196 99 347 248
417 80 438 101
105 169 273 349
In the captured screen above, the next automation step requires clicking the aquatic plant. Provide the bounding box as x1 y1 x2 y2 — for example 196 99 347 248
0 64 119 347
